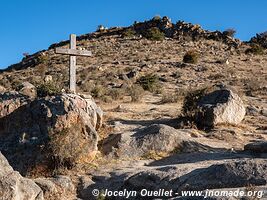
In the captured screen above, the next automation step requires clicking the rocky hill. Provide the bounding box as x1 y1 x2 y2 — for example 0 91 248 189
0 16 267 199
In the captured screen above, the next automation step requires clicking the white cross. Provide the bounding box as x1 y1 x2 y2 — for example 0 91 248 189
55 34 92 93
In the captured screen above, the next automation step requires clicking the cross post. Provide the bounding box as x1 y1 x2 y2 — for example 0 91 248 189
55 34 92 93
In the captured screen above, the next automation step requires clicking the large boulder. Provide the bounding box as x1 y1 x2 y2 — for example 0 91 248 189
178 159 267 191
0 91 30 118
196 89 246 127
0 93 102 176
0 152 43 200
101 124 212 158
122 159 267 199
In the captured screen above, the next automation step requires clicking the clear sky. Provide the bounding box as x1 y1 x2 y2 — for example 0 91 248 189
1 0 267 69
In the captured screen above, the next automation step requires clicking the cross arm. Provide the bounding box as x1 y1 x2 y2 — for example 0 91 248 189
55 48 92 56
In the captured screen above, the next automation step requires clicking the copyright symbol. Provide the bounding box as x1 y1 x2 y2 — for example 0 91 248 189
92 189 99 196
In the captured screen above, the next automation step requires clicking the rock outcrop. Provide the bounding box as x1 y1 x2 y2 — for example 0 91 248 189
34 176 75 200
0 92 102 176
122 159 267 199
18 81 37 98
101 124 211 158
244 141 267 153
102 124 187 157
196 89 246 127
0 91 30 118
0 152 44 200
178 159 267 191
249 31 267 48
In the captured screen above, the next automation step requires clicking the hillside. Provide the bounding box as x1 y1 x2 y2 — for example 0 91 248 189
0 16 267 199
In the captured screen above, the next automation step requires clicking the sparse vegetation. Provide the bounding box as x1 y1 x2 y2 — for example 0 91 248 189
141 150 168 160
142 27 165 41
182 87 209 117
160 90 185 104
97 25 106 32
223 28 236 37
37 82 61 97
91 85 106 98
183 50 199 64
137 74 161 93
245 44 265 55
128 85 144 102
48 121 92 174
152 15 161 21
38 54 49 65
107 88 124 100
122 28 136 38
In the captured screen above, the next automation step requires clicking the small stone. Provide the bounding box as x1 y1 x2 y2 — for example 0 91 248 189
44 75 53 83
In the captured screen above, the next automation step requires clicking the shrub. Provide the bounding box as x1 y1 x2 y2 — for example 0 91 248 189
38 54 48 65
91 85 106 98
122 28 136 38
97 25 106 32
223 28 236 37
152 15 161 21
182 87 209 118
142 27 165 41
128 85 144 102
48 121 93 173
137 74 161 93
108 88 124 100
245 44 265 55
160 90 185 104
183 50 199 64
37 82 61 97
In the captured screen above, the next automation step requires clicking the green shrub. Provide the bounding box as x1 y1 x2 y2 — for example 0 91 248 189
245 44 265 55
183 50 199 64
182 87 208 117
152 15 161 21
122 28 136 38
142 27 165 41
160 90 185 104
108 88 124 100
128 85 144 102
137 74 161 93
91 85 106 98
223 28 236 37
37 82 61 97
38 54 48 65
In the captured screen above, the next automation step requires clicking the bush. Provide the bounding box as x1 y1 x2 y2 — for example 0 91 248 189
160 90 185 104
97 25 106 32
37 82 61 97
107 88 124 100
152 15 161 21
142 27 165 41
182 87 208 117
48 121 93 173
223 28 236 37
245 44 265 55
122 28 136 38
38 54 48 65
137 74 161 93
128 85 144 102
183 50 199 64
91 85 106 98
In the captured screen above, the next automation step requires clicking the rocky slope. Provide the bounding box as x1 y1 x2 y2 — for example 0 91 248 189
0 16 267 199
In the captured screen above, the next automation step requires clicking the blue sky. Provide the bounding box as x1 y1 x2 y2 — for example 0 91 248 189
1 0 267 69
